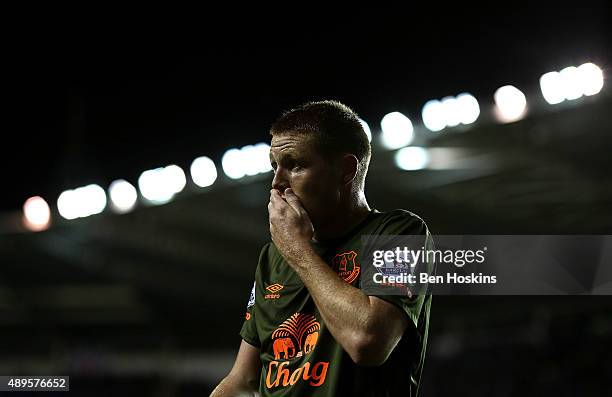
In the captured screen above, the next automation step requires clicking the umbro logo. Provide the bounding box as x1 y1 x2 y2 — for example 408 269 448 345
266 283 284 293
265 283 284 299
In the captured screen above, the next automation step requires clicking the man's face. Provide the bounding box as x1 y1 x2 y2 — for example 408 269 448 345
269 132 341 230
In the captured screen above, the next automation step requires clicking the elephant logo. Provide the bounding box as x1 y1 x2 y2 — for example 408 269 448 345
303 331 319 354
271 313 321 360
332 251 360 284
273 337 296 360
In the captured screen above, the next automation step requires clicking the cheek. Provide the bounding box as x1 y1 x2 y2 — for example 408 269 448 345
293 172 338 204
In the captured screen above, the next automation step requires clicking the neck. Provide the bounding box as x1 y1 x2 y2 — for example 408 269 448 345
313 192 371 242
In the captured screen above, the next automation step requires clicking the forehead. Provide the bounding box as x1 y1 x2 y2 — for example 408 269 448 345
270 132 316 157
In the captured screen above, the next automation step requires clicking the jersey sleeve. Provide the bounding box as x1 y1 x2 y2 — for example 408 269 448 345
239 280 260 347
238 244 269 347
365 211 434 329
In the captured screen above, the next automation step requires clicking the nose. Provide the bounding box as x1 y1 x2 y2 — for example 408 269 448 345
271 167 289 192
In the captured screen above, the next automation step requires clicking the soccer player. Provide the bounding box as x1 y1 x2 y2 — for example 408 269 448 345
210 100 433 397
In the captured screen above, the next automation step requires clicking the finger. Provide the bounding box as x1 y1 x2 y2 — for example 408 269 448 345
270 189 284 203
268 200 280 219
270 190 290 213
268 192 285 218
270 189 285 210
283 188 309 219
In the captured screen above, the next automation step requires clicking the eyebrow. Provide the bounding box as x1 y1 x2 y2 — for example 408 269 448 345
270 150 299 162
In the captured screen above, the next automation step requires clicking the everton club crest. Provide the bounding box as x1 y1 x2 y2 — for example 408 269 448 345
331 251 361 284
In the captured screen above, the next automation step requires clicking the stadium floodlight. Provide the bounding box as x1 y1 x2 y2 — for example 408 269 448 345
441 96 461 127
81 184 107 216
108 179 138 213
57 184 107 220
541 63 605 105
560 66 583 100
421 100 446 132
221 148 246 179
57 190 77 220
394 147 430 171
138 165 185 205
359 118 372 142
380 112 414 150
164 165 187 194
190 156 218 188
222 144 273 180
240 145 259 177
139 168 171 204
494 85 527 123
577 62 604 96
243 144 272 177
456 93 480 125
540 71 565 105
253 143 273 174
422 93 479 132
23 196 51 231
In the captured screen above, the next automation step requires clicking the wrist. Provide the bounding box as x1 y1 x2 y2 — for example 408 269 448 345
285 241 318 270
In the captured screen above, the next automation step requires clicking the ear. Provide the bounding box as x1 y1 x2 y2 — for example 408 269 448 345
340 154 359 185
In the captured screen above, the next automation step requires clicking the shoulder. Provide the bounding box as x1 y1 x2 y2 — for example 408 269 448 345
373 209 430 235
257 242 285 272
258 242 273 258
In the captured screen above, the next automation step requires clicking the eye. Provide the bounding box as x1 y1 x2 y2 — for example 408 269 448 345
288 159 305 171
286 160 300 170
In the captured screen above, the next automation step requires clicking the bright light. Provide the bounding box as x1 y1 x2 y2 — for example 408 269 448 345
540 63 604 105
221 143 272 180
138 165 186 205
577 62 604 96
456 93 480 124
422 93 479 132
242 145 270 177
494 85 527 123
221 148 244 179
441 96 461 127
380 112 414 150
421 100 446 132
82 185 107 216
57 184 107 220
138 168 169 204
253 143 273 174
540 71 565 104
359 118 372 142
57 190 77 220
108 179 138 213
560 66 583 100
395 147 430 171
165 165 187 194
240 145 257 177
190 156 218 188
23 196 51 231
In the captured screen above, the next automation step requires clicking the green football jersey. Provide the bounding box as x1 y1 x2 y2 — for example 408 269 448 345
240 209 433 397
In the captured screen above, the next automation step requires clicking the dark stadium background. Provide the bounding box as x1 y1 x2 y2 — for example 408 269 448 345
2 4 611 396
